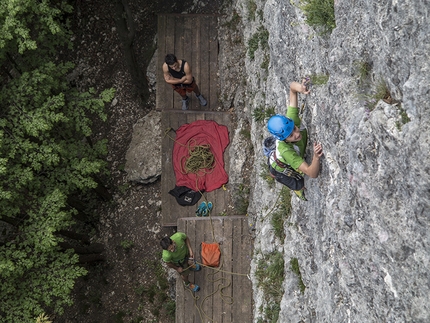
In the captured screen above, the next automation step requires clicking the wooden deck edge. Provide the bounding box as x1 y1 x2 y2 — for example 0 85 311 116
178 215 249 222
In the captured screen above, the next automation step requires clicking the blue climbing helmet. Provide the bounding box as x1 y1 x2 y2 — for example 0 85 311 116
267 115 295 141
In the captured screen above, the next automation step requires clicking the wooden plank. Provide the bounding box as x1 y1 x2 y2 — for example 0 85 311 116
232 218 253 322
164 15 177 110
210 217 224 323
208 16 219 110
176 221 185 323
197 16 210 111
220 217 234 323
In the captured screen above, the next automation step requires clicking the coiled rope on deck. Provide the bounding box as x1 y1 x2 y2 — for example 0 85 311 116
180 139 216 175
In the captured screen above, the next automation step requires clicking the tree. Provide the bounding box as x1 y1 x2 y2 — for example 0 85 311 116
0 3 115 320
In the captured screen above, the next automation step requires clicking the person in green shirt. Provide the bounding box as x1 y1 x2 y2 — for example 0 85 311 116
266 80 323 201
160 232 201 292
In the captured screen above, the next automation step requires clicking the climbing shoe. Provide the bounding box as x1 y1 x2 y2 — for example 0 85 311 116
182 97 189 110
293 189 308 201
185 282 200 292
196 94 207 106
201 201 213 217
189 260 201 271
195 201 207 217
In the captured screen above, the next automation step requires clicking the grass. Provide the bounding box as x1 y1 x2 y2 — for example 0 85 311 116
247 0 258 21
240 127 251 139
252 106 275 122
299 0 336 34
247 26 269 60
120 239 134 251
223 10 241 30
270 187 292 241
235 183 250 214
260 53 270 71
354 60 372 83
259 162 275 187
254 250 286 322
255 251 285 301
309 73 329 85
396 105 411 130
290 257 306 294
363 78 393 111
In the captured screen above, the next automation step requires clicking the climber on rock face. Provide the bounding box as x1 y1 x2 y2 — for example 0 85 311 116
162 53 207 110
266 80 323 201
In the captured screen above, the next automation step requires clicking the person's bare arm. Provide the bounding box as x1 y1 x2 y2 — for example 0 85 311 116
163 63 187 84
289 80 310 108
185 237 194 258
297 142 323 178
181 62 194 84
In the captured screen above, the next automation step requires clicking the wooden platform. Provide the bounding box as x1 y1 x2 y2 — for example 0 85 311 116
156 14 219 110
157 14 254 323
176 216 253 323
160 110 232 226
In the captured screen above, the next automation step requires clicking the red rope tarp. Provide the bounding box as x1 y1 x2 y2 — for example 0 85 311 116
173 120 229 192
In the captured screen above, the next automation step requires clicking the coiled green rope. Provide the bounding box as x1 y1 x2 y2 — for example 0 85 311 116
181 139 216 175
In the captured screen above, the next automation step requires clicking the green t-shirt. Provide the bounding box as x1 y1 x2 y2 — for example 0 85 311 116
162 232 188 265
270 107 308 172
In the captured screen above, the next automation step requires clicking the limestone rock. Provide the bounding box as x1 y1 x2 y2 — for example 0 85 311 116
221 0 430 322
125 110 162 184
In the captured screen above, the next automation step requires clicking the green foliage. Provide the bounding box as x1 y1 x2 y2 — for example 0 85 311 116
247 0 258 21
363 78 393 111
290 257 306 293
120 240 134 250
252 106 275 122
247 26 269 60
223 10 241 30
299 0 336 34
255 251 285 301
35 313 52 323
240 127 251 139
259 163 275 187
0 0 73 63
396 105 411 130
309 73 329 85
260 54 270 71
0 10 115 321
354 60 372 83
270 187 292 241
235 183 250 214
164 300 176 319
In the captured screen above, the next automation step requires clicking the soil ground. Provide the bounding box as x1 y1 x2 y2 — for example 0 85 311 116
57 1 224 322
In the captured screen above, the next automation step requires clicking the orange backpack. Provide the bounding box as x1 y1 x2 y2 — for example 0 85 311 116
201 242 221 267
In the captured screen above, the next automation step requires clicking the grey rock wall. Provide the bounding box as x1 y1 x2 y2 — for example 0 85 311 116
223 0 429 322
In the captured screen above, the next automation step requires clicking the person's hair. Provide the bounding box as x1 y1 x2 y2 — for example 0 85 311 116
165 54 177 65
160 237 173 250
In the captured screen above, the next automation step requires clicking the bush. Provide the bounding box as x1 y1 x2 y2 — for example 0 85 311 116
300 0 336 34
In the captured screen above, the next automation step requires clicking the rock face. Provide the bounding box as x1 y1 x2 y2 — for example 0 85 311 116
219 0 429 322
125 110 162 184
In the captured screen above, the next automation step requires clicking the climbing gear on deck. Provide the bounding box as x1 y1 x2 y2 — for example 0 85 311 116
200 242 221 267
185 282 200 292
196 94 207 106
182 96 189 110
195 201 213 217
181 141 215 175
267 114 295 140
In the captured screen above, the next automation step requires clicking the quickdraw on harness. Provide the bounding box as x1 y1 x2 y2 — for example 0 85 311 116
269 150 303 180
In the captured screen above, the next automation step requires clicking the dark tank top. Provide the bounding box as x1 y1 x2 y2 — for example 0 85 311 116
168 60 186 79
